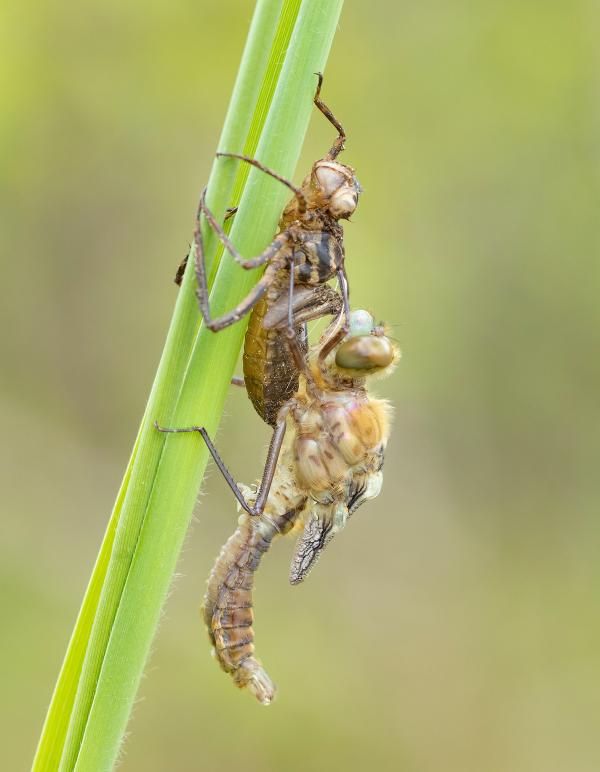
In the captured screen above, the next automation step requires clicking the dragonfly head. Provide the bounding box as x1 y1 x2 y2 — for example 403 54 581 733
334 310 398 376
311 159 361 220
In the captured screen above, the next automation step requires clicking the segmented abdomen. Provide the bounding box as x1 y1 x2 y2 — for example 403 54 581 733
243 295 307 427
203 508 298 704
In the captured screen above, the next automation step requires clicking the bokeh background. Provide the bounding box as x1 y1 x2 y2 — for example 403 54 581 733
2 1 599 770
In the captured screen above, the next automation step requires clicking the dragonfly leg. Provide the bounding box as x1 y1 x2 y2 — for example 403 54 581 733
184 181 294 332
216 152 307 214
261 282 343 333
251 415 288 514
314 269 351 365
198 189 290 270
154 421 254 514
153 409 288 517
286 255 296 336
337 268 351 331
313 72 346 160
192 189 293 331
196 253 285 332
179 193 242 287
196 188 244 264
279 271 345 370
283 326 313 382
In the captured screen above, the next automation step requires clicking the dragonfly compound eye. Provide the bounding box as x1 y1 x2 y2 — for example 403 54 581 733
329 188 358 219
313 161 358 218
335 335 395 372
314 161 346 195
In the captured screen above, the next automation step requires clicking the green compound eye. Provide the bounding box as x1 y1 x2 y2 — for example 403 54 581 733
348 309 374 337
335 334 395 371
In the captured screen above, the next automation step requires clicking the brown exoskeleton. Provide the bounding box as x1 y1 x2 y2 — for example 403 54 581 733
157 310 399 703
188 74 361 426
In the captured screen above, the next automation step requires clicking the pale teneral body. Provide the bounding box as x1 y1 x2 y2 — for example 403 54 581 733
203 311 398 704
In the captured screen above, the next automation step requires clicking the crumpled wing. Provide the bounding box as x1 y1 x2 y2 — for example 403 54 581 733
289 515 334 585
289 458 385 585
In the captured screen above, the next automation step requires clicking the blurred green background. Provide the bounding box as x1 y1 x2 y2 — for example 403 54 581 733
2 1 599 770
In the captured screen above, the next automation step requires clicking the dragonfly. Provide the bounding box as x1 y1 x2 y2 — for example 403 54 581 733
159 310 398 703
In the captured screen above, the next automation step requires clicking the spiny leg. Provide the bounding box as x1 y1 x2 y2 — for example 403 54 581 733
176 194 237 287
252 415 288 514
238 233 291 270
154 421 249 511
199 190 291 271
197 188 244 264
193 196 291 332
192 189 284 331
153 411 287 516
313 72 346 160
197 254 288 332
216 152 307 215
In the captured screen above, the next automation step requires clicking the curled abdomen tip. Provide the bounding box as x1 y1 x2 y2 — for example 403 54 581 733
249 669 276 705
234 658 276 705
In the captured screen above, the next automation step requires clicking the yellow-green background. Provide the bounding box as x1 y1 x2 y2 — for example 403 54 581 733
2 1 599 770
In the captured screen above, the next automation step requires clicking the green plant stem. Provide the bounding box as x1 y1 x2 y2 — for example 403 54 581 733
32 1 343 770
33 4 284 768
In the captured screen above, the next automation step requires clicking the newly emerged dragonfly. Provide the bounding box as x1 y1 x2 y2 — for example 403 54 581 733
158 310 399 703
185 74 360 426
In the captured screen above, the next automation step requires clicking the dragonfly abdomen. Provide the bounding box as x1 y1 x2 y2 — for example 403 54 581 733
243 294 306 427
203 507 299 704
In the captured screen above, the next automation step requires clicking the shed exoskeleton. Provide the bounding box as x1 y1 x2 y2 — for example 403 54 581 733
182 74 361 426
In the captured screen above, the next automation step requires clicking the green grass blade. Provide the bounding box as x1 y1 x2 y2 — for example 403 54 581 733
32 3 283 769
29 434 139 771
32 1 344 770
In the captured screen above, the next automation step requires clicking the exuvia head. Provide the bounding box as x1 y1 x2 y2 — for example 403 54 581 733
334 310 398 375
312 159 361 219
